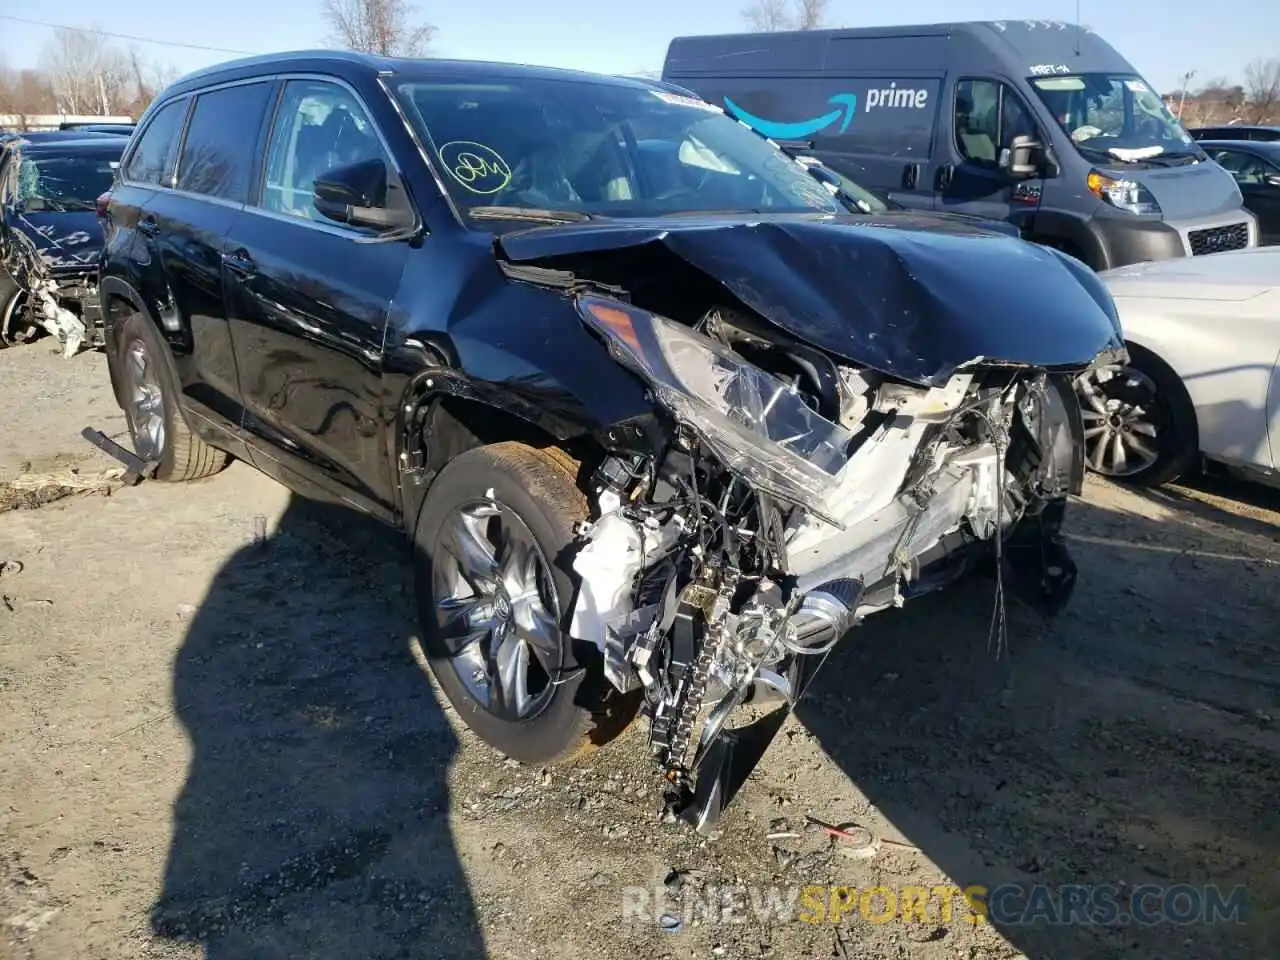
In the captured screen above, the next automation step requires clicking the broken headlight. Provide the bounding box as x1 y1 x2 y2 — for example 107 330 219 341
577 295 854 512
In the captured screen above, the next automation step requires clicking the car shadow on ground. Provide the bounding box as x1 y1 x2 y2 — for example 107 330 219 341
794 495 1280 960
1149 469 1280 541
150 493 486 960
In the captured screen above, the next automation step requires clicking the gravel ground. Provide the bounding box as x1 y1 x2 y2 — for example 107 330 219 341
1 343 1277 960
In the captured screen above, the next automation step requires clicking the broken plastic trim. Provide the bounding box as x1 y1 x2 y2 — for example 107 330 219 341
576 295 854 519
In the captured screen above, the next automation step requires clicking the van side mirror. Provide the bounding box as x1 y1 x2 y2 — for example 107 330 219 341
313 159 415 232
1000 134 1044 179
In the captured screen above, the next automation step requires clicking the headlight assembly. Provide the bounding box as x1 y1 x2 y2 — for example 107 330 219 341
1087 170 1160 215
576 295 853 512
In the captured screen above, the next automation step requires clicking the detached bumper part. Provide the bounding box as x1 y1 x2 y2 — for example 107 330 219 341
669 578 865 836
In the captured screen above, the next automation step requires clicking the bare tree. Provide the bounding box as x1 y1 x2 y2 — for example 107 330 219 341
742 0 794 32
1242 57 1280 124
39 27 131 115
125 48 180 116
321 0 436 57
794 0 829 29
0 66 57 120
742 0 828 31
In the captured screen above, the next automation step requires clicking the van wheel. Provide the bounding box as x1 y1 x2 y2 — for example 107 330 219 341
117 311 227 482
1075 342 1198 487
413 442 634 764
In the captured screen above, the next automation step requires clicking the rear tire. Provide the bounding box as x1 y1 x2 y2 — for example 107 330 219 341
116 310 227 482
413 441 633 764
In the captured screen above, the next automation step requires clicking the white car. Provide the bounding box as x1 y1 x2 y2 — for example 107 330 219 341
1079 246 1280 487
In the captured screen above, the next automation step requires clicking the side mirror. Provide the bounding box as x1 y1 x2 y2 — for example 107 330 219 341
1000 134 1044 179
313 159 415 231
1266 174 1280 189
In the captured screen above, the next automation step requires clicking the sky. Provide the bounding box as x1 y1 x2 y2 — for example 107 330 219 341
1 0 1275 96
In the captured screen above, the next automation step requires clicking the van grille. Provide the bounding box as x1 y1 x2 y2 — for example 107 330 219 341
1188 222 1249 256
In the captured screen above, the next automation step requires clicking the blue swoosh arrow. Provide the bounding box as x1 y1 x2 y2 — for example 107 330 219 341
723 93 858 139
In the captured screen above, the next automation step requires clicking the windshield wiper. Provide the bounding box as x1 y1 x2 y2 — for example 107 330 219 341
467 206 595 224
1142 152 1202 167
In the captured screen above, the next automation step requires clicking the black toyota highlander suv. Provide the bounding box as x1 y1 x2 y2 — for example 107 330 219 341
99 51 1123 829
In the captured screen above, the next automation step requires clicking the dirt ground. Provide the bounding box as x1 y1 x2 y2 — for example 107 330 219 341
1 342 1277 960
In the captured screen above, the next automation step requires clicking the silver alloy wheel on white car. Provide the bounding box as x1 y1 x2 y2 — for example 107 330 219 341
1075 365 1163 477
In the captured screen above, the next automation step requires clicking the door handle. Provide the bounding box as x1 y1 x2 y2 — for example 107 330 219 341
935 164 954 192
137 215 159 238
222 250 256 278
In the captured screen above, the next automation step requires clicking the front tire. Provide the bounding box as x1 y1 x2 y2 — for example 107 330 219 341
1075 342 1198 487
116 311 227 482
413 441 624 764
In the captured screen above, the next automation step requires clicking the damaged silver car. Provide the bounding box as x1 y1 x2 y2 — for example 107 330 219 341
100 55 1126 835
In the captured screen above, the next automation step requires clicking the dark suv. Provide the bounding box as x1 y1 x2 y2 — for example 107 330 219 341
100 51 1122 830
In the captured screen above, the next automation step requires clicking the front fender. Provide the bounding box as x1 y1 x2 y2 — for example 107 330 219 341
384 281 657 527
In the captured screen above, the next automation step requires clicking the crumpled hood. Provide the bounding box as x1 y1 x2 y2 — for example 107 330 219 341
860 208 1022 239
497 214 1123 386
8 210 102 276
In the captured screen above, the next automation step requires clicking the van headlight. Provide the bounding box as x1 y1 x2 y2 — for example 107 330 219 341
1087 170 1160 215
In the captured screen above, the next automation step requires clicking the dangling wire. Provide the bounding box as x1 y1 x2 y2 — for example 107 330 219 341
974 396 1012 660
987 427 1010 660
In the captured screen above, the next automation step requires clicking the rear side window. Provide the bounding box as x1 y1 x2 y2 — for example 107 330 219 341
176 82 273 203
125 99 188 185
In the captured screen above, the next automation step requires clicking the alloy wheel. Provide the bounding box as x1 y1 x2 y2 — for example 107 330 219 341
1075 365 1163 478
431 499 565 721
124 339 166 462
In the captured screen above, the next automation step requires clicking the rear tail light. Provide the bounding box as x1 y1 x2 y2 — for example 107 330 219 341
96 191 111 218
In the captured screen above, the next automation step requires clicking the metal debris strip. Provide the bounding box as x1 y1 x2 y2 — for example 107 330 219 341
81 427 157 485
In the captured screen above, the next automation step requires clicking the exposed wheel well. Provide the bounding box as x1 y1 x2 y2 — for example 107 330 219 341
103 293 145 408
1124 339 1200 453
407 394 606 521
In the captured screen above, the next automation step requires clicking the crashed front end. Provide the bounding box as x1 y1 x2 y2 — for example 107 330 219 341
503 220 1126 833
1 224 100 357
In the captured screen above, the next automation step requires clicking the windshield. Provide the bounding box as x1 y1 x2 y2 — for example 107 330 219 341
394 78 841 225
15 151 119 211
1030 74 1199 163
792 157 892 213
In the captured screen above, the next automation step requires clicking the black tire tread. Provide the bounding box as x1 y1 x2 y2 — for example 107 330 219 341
118 310 227 483
1119 342 1199 488
418 441 635 765
165 412 227 482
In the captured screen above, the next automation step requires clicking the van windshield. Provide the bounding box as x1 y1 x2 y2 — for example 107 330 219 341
394 77 841 226
1030 74 1200 164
